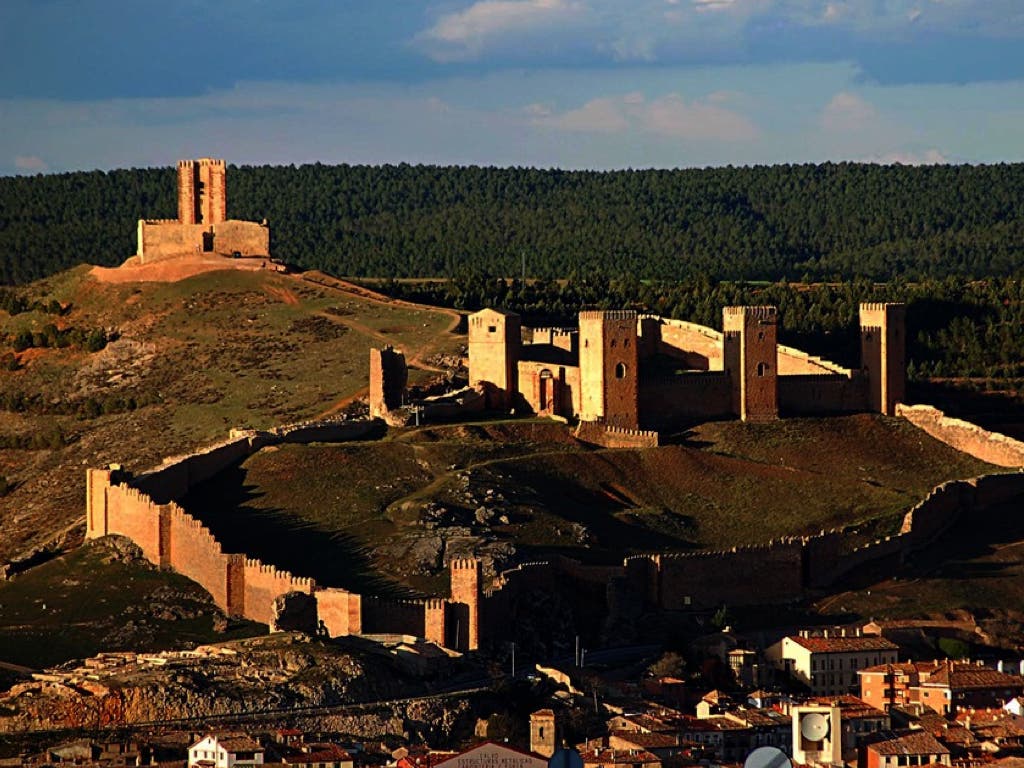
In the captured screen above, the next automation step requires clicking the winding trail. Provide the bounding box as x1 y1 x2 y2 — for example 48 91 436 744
300 272 463 418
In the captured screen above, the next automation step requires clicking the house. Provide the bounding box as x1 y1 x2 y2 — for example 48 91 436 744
578 746 661 768
861 660 1024 715
282 744 354 768
188 734 264 768
859 731 951 768
766 630 899 695
807 695 890 751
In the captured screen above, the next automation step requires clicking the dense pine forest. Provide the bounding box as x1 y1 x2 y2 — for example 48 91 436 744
2 162 1024 285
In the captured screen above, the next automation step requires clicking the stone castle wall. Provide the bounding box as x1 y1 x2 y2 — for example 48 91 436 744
896 404 1024 467
86 417 481 651
638 372 732 429
777 373 868 415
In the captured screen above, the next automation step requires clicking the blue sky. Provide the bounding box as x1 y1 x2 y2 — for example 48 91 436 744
2 0 1023 174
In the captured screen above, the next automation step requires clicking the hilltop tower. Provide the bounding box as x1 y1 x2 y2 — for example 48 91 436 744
578 310 640 429
530 709 557 758
448 558 481 651
177 158 227 226
723 306 778 422
468 308 522 409
860 302 906 416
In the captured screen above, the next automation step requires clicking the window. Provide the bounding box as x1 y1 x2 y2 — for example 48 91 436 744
758 331 765 341
757 362 768 376
611 339 617 348
615 362 627 379
624 338 630 347
488 325 496 333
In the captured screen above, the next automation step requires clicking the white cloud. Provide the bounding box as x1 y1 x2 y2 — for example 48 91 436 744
539 96 632 133
532 91 758 141
420 0 585 61
14 155 47 172
643 93 758 140
820 91 878 132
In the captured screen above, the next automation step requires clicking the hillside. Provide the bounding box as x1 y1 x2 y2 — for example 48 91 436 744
180 415 995 596
0 267 461 566
3 163 1024 284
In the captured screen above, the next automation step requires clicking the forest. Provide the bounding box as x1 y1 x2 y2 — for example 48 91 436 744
2 162 1024 285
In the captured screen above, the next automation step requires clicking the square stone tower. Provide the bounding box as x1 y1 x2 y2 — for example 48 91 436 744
468 308 522 409
178 158 227 226
578 310 639 429
723 306 779 422
530 709 557 758
860 302 906 416
449 558 481 651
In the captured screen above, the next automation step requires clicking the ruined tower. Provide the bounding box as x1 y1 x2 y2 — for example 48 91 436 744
368 346 408 418
530 709 557 758
723 306 778 422
578 310 640 429
468 308 522 409
860 302 906 416
177 158 227 226
448 558 481 651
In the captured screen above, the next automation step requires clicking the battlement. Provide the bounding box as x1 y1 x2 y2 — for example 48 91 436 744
860 301 906 314
723 305 777 321
579 309 637 321
450 558 481 571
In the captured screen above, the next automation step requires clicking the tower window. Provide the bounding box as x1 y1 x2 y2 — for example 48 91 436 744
757 362 768 377
615 362 627 379
758 331 765 341
487 325 496 333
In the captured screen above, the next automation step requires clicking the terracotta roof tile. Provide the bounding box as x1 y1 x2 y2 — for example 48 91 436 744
789 636 898 653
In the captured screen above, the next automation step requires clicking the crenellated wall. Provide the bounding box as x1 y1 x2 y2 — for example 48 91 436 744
84 417 481 651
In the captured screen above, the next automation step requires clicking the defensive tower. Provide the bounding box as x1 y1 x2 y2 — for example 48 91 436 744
368 346 408 418
449 558 481 651
578 310 640 428
468 308 522 409
723 306 778 422
860 302 906 416
177 158 226 226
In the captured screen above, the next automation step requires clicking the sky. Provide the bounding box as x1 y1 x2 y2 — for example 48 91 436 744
2 0 1024 174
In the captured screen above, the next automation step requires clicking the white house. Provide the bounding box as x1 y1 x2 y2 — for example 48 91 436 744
188 734 264 768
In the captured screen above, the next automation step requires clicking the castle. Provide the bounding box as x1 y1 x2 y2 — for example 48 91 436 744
467 303 906 434
134 159 270 263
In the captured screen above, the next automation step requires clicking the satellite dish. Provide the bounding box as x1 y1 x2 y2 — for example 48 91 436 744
800 712 830 742
744 746 793 768
548 748 583 768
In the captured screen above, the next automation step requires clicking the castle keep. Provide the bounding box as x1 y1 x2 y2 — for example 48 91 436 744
468 303 907 432
135 158 270 263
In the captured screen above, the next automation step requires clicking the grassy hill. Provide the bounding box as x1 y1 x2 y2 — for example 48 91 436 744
180 415 995 595
0 266 461 566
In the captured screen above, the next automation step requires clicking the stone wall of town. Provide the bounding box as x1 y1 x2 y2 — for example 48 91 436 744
85 417 481 651
896 403 1024 467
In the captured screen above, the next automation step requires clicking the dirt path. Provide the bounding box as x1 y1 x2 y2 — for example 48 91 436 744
302 272 464 418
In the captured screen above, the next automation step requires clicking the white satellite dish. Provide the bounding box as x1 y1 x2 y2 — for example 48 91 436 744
800 712 830 742
744 746 792 768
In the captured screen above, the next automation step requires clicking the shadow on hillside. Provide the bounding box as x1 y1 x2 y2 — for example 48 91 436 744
181 463 416 599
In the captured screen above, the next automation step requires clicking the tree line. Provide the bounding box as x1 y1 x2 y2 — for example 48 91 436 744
2 162 1024 284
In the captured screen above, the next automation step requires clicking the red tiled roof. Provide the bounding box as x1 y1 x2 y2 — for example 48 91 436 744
866 731 951 756
611 732 681 749
789 635 898 653
808 695 887 719
580 748 661 765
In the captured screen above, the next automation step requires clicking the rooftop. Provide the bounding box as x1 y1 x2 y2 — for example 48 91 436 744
789 635 899 653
